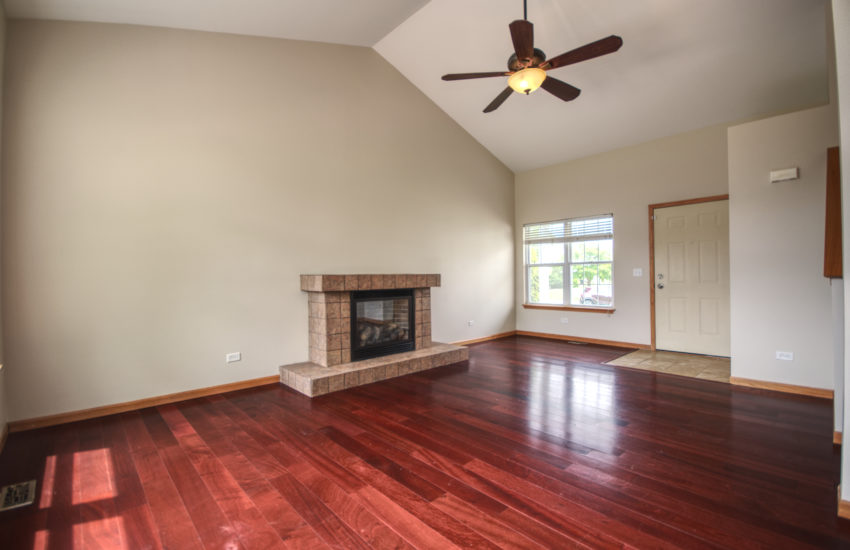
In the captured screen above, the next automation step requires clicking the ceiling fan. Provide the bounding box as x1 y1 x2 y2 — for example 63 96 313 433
441 0 623 113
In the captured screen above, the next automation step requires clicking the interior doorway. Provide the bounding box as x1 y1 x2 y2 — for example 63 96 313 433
649 195 730 356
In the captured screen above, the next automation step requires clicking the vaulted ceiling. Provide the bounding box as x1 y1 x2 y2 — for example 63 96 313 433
5 0 830 172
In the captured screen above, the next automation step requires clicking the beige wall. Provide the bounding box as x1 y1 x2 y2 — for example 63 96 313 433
0 3 6 437
832 0 850 500
514 124 729 344
1 20 515 421
728 105 838 390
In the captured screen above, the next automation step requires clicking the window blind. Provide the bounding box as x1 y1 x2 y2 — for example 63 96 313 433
523 214 613 244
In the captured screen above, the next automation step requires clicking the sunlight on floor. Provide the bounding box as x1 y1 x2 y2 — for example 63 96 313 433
605 350 730 382
39 455 56 509
72 448 117 505
28 447 129 549
73 516 126 548
33 529 48 550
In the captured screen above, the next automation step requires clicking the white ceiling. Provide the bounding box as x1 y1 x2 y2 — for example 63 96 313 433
377 0 829 171
3 0 429 47
5 0 830 172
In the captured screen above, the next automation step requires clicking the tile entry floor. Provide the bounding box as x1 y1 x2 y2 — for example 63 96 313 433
605 349 731 382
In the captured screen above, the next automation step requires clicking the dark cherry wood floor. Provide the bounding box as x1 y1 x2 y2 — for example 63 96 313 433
1 335 849 549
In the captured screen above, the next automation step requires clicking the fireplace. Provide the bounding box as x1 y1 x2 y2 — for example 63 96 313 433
350 289 415 361
281 274 468 397
299 273 439 367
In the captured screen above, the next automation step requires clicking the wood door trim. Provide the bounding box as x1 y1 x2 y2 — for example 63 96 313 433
824 146 842 277
0 423 7 456
839 498 850 520
648 194 729 350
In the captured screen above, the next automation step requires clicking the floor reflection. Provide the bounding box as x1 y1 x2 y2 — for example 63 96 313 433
527 363 619 454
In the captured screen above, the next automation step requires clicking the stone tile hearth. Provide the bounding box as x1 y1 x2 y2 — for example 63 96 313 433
280 343 468 397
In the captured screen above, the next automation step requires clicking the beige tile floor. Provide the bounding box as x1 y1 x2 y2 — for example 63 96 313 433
605 349 730 382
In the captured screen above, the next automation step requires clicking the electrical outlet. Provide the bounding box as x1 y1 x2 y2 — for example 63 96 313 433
560 317 569 324
775 351 793 361
633 268 643 277
467 320 475 327
226 352 241 363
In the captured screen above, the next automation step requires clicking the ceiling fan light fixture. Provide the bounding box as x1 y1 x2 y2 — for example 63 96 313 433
508 67 546 94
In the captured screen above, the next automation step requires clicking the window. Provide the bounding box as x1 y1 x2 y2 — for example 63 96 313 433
524 214 614 307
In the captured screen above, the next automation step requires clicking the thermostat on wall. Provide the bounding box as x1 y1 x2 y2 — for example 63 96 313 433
769 167 799 183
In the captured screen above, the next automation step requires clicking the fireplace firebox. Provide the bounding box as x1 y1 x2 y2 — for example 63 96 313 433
350 289 415 361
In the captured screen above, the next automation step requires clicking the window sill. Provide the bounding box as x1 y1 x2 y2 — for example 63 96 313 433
522 304 615 314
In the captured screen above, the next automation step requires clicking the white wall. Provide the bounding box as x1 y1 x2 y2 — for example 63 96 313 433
728 105 838 390
514 124 729 345
1 20 516 421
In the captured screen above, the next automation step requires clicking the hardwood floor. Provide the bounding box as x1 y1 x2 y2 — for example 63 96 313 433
1 335 848 548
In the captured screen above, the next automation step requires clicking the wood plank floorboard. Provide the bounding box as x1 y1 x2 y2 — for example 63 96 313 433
2 335 850 548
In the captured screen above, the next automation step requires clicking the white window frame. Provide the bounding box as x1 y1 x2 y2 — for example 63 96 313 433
523 214 614 308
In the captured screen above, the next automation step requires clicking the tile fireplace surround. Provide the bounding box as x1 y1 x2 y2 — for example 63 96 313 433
279 274 468 397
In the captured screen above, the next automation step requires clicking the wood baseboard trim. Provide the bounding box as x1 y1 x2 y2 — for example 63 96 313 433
835 431 843 445
453 331 517 346
729 377 833 400
515 330 650 350
839 498 850 520
0 423 8 456
8 375 281 433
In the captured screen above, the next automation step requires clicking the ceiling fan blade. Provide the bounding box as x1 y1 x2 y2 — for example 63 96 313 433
483 87 514 113
442 72 509 81
509 19 534 62
544 35 623 70
541 77 581 102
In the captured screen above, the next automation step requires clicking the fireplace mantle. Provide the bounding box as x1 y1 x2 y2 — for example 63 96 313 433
279 273 468 397
301 273 440 293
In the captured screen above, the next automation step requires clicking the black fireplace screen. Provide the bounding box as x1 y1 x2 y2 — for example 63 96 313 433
351 289 415 361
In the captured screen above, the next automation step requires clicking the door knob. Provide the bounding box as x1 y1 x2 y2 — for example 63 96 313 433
657 283 664 289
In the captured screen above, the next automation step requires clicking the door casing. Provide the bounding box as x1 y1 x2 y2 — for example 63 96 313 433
648 194 729 351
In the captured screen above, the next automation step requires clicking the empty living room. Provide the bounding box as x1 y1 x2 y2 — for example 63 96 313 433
1 0 850 548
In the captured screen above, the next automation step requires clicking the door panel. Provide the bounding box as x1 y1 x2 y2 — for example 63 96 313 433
668 242 686 282
668 298 687 332
654 200 730 356
699 298 719 334
699 241 718 282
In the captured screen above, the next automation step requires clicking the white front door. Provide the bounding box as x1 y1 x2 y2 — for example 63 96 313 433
654 200 730 356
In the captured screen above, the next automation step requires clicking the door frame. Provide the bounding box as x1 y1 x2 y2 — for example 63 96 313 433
648 194 729 351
